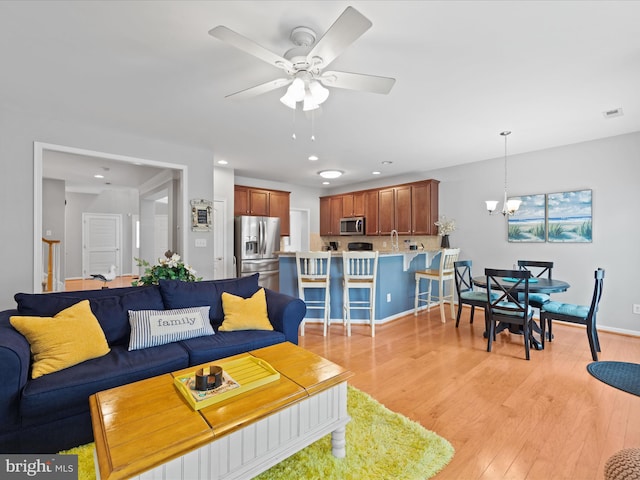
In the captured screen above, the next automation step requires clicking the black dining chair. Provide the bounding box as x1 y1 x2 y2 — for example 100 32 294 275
517 260 554 308
454 260 498 327
485 268 535 360
540 268 605 361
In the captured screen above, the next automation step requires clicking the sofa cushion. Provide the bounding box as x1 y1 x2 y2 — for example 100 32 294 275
159 274 260 326
158 279 219 311
10 300 111 379
179 330 286 365
20 343 189 424
14 286 164 346
128 306 214 351
219 288 273 332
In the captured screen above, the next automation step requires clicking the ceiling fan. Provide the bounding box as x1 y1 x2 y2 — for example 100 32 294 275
208 6 396 111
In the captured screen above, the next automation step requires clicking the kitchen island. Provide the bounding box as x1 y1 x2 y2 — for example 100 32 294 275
279 250 441 328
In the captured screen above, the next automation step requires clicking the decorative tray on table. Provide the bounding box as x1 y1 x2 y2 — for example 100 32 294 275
173 355 280 410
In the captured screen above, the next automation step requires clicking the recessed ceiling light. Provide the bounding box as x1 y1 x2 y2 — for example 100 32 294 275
308 155 319 161
381 161 393 165
217 160 228 165
318 170 343 179
322 181 330 185
94 174 104 179
372 171 381 175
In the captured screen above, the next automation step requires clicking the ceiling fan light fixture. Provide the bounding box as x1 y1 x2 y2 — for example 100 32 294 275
303 93 319 111
279 92 297 109
309 80 329 104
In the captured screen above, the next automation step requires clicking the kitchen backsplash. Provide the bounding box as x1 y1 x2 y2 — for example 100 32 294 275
315 234 442 252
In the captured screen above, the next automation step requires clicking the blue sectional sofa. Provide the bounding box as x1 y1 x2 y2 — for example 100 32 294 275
0 274 305 453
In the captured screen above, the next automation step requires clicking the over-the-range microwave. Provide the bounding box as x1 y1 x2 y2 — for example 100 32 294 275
340 217 365 235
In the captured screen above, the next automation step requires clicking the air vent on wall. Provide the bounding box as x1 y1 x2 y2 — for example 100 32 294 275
602 108 623 119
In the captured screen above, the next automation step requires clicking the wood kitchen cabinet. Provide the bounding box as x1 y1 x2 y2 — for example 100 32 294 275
364 190 379 235
319 179 439 237
342 192 365 217
234 186 268 216
268 190 290 236
378 188 395 235
319 196 343 235
234 185 290 236
379 185 412 235
411 180 439 235
395 185 412 234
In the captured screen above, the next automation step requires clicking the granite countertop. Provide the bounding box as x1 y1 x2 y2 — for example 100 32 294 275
277 250 438 256
278 250 440 271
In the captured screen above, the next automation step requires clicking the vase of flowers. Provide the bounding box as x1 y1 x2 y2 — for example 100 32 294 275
132 251 201 286
434 216 456 248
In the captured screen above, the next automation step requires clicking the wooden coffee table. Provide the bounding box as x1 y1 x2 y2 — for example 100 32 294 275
89 342 353 480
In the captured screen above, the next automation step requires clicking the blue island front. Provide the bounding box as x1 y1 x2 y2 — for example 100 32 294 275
279 251 441 327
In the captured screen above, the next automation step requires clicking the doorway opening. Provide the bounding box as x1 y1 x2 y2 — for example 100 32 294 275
34 142 188 293
287 208 311 252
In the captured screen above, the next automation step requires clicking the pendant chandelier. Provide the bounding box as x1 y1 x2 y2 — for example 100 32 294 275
486 131 521 216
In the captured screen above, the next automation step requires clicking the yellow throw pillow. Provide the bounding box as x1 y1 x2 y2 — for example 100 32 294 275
10 300 110 379
219 288 273 332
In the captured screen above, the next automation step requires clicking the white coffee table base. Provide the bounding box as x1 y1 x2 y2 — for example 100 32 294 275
99 382 350 480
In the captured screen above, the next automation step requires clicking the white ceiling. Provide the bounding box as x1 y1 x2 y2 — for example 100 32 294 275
2 1 639 190
42 150 168 194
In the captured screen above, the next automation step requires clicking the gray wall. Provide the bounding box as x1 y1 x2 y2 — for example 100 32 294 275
326 131 640 335
435 131 640 335
42 178 66 282
0 106 214 310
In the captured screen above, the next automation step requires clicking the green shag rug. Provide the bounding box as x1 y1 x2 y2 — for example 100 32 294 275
61 386 454 479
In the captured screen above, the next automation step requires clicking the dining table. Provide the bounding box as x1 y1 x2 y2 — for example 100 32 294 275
472 275 571 349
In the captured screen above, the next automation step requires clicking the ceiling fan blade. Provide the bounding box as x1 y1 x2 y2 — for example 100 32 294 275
307 7 372 70
209 26 293 71
319 71 396 94
225 78 292 100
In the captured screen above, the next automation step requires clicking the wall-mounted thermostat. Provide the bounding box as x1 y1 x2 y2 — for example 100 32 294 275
190 199 212 232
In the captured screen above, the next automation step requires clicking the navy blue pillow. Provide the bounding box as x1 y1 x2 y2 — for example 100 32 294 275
14 287 165 346
158 280 219 310
159 274 260 324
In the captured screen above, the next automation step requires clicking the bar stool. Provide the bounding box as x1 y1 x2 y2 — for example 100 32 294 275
414 248 460 322
295 251 332 336
342 251 378 337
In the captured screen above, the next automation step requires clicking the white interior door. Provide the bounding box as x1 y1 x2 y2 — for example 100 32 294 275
154 214 169 260
213 199 226 279
288 209 310 252
83 213 122 278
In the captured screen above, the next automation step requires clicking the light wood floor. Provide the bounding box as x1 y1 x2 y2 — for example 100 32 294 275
298 307 640 480
64 275 138 291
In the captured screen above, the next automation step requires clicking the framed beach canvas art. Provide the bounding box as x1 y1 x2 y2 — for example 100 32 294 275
547 189 593 242
507 194 546 242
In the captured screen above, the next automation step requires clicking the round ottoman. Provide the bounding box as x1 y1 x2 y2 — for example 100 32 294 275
605 448 640 480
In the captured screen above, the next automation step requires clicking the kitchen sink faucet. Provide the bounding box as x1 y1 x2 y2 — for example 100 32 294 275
390 229 399 251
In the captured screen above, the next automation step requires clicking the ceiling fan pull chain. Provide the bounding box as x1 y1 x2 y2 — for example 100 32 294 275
291 104 297 140
311 110 316 141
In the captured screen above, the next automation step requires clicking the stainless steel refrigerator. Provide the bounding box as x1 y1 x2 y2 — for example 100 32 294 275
234 216 281 291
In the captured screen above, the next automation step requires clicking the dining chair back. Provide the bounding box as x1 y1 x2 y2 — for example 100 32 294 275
342 251 379 337
540 268 605 361
485 268 535 360
295 251 332 336
517 260 554 308
453 260 494 327
414 248 460 323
